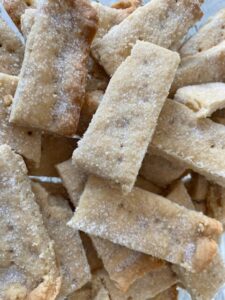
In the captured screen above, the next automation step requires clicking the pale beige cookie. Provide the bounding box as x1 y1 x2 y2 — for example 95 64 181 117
151 99 225 189
67 285 92 300
188 173 209 202
0 18 24 75
174 83 225 118
77 90 104 136
167 181 195 210
0 73 41 167
10 0 98 136
32 183 91 298
73 41 180 193
92 0 202 75
140 152 186 187
29 134 76 177
91 236 164 292
174 253 225 300
92 268 177 300
1 0 38 28
56 159 87 207
151 285 178 300
206 183 225 228
86 57 109 93
168 178 225 300
171 41 225 95
69 176 222 272
21 8 37 38
180 8 225 57
0 144 60 300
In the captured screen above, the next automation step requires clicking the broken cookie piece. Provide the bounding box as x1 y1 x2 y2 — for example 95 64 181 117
0 72 41 167
32 183 91 298
10 0 98 136
0 144 60 300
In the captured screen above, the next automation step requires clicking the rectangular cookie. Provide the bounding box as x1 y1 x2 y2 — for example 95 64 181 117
92 0 202 75
69 176 222 272
0 73 41 167
73 41 180 193
56 159 87 206
174 82 225 118
91 236 164 292
140 151 186 187
151 99 225 189
0 144 60 300
32 183 91 298
0 17 24 75
10 0 98 136
171 41 225 95
180 8 225 57
168 180 225 300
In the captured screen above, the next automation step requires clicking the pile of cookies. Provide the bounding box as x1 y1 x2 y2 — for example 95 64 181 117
1 0 225 299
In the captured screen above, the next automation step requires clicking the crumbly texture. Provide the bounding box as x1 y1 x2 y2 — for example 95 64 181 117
69 176 222 272
180 8 225 57
0 145 60 300
173 253 225 300
206 183 225 228
92 0 202 75
91 268 177 300
0 73 41 167
32 183 91 298
91 236 164 292
0 18 24 75
21 8 37 38
56 159 87 207
168 175 225 300
29 134 76 177
73 41 180 193
10 0 98 136
77 90 104 136
167 181 195 210
151 99 225 189
140 152 186 188
111 0 142 12
1 0 38 28
171 41 225 95
174 83 225 118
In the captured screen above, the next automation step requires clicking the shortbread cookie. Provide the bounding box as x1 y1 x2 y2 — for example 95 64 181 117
151 99 225 188
91 236 163 292
92 0 202 75
171 41 225 95
56 159 87 206
69 176 222 272
180 8 225 57
73 41 180 193
0 18 24 75
140 152 186 187
0 145 60 300
174 83 225 118
0 73 41 167
33 183 91 298
10 0 98 136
